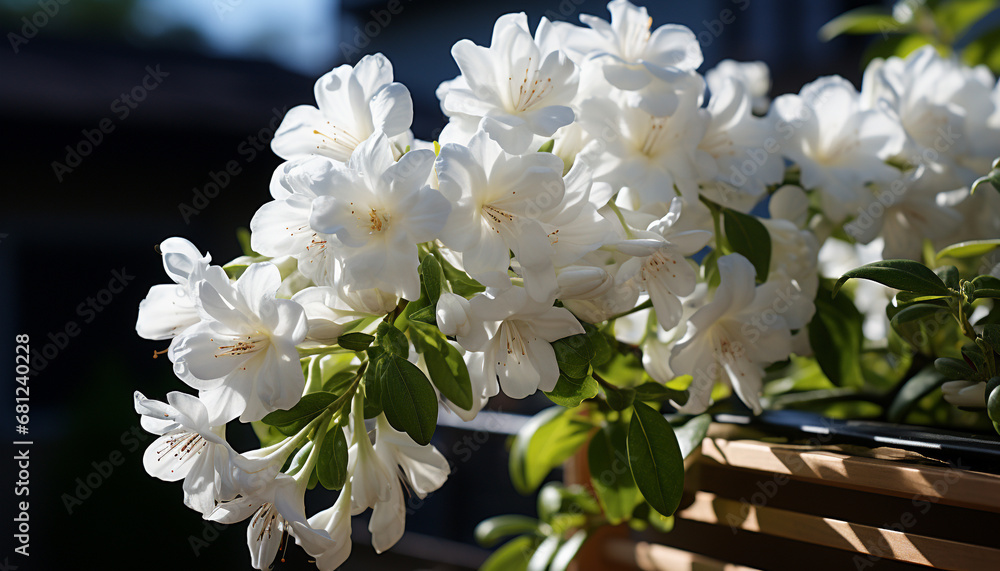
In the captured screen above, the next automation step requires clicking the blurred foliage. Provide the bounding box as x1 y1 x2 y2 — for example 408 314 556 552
821 0 1000 71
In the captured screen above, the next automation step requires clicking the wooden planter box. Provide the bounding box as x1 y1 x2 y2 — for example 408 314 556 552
567 419 1000 571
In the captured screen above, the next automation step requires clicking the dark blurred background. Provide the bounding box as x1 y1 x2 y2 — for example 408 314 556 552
0 0 878 569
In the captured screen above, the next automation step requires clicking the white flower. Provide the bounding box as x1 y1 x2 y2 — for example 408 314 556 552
706 59 771 114
576 76 711 205
305 480 354 570
438 13 578 153
760 217 819 331
436 131 566 301
771 75 905 222
134 391 244 515
136 238 229 341
615 198 713 330
844 168 963 260
556 265 614 300
308 133 450 300
369 414 450 553
168 262 308 424
768 185 810 227
292 284 397 347
861 45 998 187
942 380 987 408
697 72 783 212
250 157 345 287
272 54 413 163
670 254 793 414
436 292 473 338
210 473 332 570
555 0 702 116
458 287 585 399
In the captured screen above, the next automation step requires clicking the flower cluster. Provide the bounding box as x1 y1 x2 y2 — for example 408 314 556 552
133 1 1000 568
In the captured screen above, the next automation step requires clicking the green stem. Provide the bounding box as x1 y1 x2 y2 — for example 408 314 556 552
609 299 653 321
607 201 633 239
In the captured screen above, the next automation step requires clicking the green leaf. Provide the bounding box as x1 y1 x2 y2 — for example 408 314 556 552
633 382 689 406
379 354 438 445
935 357 976 380
376 321 409 358
964 343 989 373
819 6 899 41
603 383 636 411
474 515 540 548
552 332 596 379
317 425 349 491
627 401 684 517
887 367 947 422
236 227 261 257
408 305 437 324
983 324 1000 356
987 378 1000 428
935 239 1000 260
526 536 562 571
936 0 1000 39
674 413 711 459
261 392 337 435
808 285 866 387
420 255 445 305
337 332 374 352
723 208 771 283
833 259 953 298
585 324 614 367
435 252 485 297
410 321 474 410
937 266 960 290
971 275 1000 300
480 535 538 571
588 422 640 524
544 374 599 408
537 139 555 153
509 408 595 495
549 531 588 571
890 303 950 330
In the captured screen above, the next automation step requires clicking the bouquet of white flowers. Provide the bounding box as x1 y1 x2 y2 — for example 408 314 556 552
132 1 1000 568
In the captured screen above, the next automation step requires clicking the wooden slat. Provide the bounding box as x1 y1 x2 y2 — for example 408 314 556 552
604 539 761 571
701 438 1000 512
678 490 1000 570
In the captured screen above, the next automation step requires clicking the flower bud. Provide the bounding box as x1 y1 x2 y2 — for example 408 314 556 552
769 185 809 227
436 292 472 337
556 265 614 300
610 238 664 257
941 380 987 408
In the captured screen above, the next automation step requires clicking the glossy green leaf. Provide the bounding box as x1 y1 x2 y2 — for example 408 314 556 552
723 208 771 283
435 252 485 297
890 303 950 330
808 285 865 387
833 259 952 298
317 425 349 491
379 354 438 445
474 515 540 548
935 239 1000 260
936 0 1000 39
480 535 538 571
410 321 474 410
633 382 689 406
549 531 588 571
337 332 374 352
983 324 1000 356
526 536 562 571
819 6 898 41
376 321 409 358
972 275 1000 300
603 383 636 411
588 422 639 524
935 357 976 380
544 374 599 408
420 255 445 305
552 332 596 379
509 407 595 495
261 392 337 435
408 305 437 324
627 401 684 517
